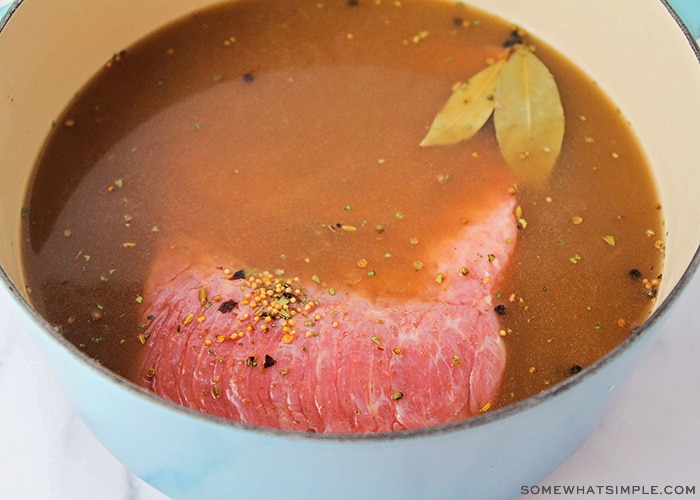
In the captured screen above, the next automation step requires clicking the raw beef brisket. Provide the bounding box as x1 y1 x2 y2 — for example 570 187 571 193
138 195 517 433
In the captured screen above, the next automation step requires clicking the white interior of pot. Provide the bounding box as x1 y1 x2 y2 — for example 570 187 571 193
1 0 699 318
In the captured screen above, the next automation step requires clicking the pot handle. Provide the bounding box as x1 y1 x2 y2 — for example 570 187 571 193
667 0 700 39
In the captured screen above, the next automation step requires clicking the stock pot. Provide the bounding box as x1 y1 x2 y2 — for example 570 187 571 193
1 1 699 498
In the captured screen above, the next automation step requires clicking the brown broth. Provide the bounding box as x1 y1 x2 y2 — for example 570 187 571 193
21 0 664 411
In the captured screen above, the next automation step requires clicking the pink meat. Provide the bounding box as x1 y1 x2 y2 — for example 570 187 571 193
137 195 517 433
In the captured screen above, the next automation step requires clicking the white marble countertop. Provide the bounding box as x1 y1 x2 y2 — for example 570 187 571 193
1 4 699 499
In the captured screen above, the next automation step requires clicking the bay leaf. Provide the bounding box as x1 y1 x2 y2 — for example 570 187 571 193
493 48 564 187
420 59 505 147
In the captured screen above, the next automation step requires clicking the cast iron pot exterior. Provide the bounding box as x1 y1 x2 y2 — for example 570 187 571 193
1 1 699 499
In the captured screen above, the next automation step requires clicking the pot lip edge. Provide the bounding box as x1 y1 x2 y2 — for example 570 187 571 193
0 1 20 32
663 0 700 51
